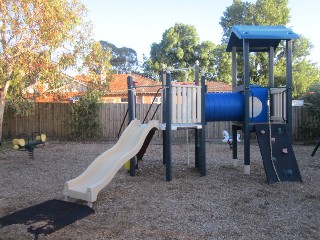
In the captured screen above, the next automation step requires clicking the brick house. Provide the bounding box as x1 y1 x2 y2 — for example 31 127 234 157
28 73 231 103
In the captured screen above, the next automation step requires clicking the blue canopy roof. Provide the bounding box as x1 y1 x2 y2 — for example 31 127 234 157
226 25 299 52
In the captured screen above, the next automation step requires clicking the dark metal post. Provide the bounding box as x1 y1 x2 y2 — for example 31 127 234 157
286 40 293 139
243 39 251 175
161 71 167 165
165 72 172 181
127 75 136 176
199 74 206 176
269 46 275 118
232 47 237 88
232 125 238 165
195 63 200 168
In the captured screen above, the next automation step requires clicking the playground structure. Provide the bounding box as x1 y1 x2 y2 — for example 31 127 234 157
12 132 46 160
64 25 303 207
311 140 320 157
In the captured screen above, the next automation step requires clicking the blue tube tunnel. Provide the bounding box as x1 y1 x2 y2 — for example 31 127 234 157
205 85 268 123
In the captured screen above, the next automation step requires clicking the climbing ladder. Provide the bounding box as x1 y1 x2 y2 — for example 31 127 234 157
255 124 302 184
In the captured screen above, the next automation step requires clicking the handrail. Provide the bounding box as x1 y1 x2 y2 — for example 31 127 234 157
117 108 129 138
249 90 254 122
142 87 163 124
282 89 287 122
151 104 161 121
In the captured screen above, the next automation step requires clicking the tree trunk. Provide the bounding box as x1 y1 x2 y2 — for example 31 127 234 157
0 98 6 144
0 81 10 144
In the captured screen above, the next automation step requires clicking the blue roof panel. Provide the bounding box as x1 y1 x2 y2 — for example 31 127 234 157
226 25 299 52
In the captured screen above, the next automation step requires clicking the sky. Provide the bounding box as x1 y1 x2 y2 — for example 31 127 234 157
80 0 320 66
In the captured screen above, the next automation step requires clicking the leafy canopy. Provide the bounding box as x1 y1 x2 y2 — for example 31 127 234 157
0 0 112 104
219 0 319 97
145 23 217 82
100 41 139 74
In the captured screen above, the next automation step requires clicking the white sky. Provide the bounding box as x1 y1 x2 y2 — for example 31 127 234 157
80 0 320 66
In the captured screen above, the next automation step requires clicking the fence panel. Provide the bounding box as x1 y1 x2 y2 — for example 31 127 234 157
2 103 314 141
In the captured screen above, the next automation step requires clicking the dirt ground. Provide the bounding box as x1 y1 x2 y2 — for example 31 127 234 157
0 139 319 240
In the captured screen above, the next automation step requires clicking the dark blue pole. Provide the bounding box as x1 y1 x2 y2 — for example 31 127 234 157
165 72 172 181
127 75 136 176
243 39 251 175
199 75 206 176
269 46 275 118
195 64 200 168
161 71 167 165
286 40 293 140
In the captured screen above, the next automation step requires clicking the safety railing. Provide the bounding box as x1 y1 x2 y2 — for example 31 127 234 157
169 84 202 124
270 87 286 122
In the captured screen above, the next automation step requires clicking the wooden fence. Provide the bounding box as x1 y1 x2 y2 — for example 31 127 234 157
2 103 312 141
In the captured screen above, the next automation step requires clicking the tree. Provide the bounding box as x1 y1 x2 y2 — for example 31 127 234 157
83 41 112 93
212 45 232 83
220 0 254 44
145 23 217 82
0 0 111 142
100 41 139 74
219 0 319 96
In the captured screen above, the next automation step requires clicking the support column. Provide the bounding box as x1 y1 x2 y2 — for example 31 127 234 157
199 75 206 176
164 72 172 181
286 40 293 140
232 47 237 88
232 125 239 167
194 62 200 167
268 47 275 119
243 39 251 175
127 75 136 176
161 71 167 165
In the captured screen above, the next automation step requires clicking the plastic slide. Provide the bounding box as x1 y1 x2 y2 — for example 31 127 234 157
63 120 159 206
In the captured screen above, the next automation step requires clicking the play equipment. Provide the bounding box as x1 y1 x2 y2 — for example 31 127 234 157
12 132 46 159
311 140 320 157
226 25 302 183
64 25 303 207
64 120 159 207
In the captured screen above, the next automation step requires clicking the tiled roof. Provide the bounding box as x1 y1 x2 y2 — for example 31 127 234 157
171 81 232 92
33 74 232 102
109 74 161 94
74 74 231 93
206 81 232 92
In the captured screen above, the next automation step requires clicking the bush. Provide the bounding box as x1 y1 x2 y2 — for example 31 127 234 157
69 91 101 140
301 82 320 139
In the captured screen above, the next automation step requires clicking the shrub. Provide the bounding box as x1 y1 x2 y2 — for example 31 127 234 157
301 82 320 139
69 91 101 140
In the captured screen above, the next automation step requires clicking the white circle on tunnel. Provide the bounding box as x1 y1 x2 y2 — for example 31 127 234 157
249 96 262 118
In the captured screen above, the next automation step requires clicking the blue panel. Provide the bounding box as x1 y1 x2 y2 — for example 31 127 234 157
249 85 268 123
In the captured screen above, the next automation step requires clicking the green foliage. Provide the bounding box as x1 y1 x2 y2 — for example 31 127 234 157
100 41 139 74
220 0 254 44
211 45 232 83
220 0 291 86
69 91 102 140
301 82 320 139
145 23 219 82
218 0 319 94
5 97 35 116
